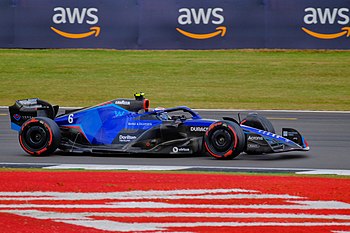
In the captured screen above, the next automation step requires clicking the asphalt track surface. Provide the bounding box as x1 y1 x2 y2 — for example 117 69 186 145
0 108 349 170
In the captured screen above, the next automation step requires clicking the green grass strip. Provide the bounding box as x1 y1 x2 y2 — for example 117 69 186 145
1 49 349 110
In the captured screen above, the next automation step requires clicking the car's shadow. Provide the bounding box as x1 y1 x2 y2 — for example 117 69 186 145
55 151 203 159
236 153 308 160
55 151 308 161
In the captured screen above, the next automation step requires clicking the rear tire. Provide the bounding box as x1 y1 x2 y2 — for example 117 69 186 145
204 121 245 159
19 117 61 156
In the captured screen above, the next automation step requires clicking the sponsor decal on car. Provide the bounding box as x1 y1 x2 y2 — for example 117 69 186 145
247 143 260 148
176 7 226 39
248 135 264 141
302 7 350 39
115 100 131 106
18 99 38 105
13 114 21 121
51 7 100 39
190 126 208 132
128 122 153 126
113 111 127 118
119 135 137 142
17 115 33 121
172 147 190 153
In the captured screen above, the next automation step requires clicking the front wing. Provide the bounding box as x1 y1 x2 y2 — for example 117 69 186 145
242 125 309 154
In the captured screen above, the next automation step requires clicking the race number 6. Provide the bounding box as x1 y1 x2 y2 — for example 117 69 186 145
68 114 74 124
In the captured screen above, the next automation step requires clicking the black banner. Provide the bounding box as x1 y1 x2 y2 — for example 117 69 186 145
0 0 349 49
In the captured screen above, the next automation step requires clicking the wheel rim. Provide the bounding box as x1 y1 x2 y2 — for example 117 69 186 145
25 126 48 149
210 128 232 152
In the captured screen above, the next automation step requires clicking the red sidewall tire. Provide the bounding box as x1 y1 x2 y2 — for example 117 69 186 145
19 117 60 156
204 121 245 159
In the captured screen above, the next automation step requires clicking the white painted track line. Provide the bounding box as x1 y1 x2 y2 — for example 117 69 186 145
1 163 348 176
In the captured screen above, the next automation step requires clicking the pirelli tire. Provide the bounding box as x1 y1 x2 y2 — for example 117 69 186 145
240 113 275 155
19 117 61 156
204 121 245 160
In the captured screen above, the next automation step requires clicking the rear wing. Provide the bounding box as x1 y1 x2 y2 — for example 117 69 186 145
9 98 59 131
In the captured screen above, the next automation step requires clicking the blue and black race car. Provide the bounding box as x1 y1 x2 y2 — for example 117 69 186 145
9 93 309 159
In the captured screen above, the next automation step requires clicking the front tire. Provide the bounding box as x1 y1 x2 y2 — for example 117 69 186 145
240 113 275 155
240 113 275 133
204 121 245 159
19 117 61 156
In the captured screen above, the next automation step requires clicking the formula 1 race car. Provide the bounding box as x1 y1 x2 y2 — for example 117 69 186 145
9 93 309 159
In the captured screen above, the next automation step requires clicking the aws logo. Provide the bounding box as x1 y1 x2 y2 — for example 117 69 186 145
176 8 226 39
51 7 100 39
302 7 350 39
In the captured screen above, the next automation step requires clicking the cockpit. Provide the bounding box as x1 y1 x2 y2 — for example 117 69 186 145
156 111 172 121
151 106 201 122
